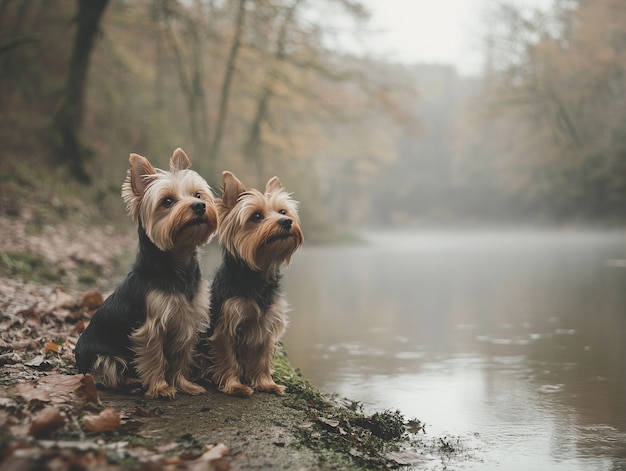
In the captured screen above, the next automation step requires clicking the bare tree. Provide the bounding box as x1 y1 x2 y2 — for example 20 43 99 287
208 0 247 168
242 0 372 180
157 0 211 166
156 0 248 176
51 0 110 183
485 0 626 219
243 1 304 178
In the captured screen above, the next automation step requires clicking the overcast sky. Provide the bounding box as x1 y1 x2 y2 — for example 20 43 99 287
352 0 553 76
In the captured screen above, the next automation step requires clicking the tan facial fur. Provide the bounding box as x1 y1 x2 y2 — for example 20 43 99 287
217 171 304 272
122 148 218 253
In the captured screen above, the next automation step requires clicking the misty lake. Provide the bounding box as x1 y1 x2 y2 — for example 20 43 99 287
278 230 626 470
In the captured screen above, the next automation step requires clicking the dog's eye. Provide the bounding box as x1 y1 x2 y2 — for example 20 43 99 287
250 212 263 223
161 197 175 208
195 192 202 199
278 209 287 215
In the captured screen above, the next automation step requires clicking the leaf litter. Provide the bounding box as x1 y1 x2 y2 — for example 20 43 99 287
0 276 229 470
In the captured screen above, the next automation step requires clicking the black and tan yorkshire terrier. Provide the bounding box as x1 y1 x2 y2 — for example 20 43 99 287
75 148 218 399
199 171 303 397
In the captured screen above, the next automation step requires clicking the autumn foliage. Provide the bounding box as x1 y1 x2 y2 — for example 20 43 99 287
1 0 625 232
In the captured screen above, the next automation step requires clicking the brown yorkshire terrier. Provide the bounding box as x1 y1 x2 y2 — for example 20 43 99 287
200 171 304 397
75 149 218 399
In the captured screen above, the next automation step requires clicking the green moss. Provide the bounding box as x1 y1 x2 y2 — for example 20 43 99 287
0 252 61 283
273 346 336 413
116 434 157 449
355 410 406 440
0 249 118 289
177 433 205 455
76 269 98 285
272 346 410 469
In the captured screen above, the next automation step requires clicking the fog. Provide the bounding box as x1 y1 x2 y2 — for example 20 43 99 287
2 0 626 468
3 1 625 233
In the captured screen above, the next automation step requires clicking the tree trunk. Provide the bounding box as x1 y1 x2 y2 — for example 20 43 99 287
208 0 247 169
159 0 211 172
244 0 302 179
51 0 109 183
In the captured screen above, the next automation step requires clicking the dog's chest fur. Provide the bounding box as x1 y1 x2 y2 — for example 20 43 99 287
133 282 209 355
209 253 286 345
131 228 209 356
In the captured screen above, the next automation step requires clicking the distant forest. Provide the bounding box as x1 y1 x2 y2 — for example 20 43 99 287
1 0 625 236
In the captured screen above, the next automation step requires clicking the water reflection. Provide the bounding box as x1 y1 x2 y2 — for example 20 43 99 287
280 231 626 470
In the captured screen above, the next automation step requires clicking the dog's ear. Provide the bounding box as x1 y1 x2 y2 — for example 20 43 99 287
170 148 192 172
128 153 157 196
265 176 283 194
222 171 247 209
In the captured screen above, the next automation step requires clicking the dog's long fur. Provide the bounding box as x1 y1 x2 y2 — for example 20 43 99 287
75 149 217 399
199 171 303 397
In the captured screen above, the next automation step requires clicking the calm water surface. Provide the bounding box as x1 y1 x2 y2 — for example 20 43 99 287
280 230 626 470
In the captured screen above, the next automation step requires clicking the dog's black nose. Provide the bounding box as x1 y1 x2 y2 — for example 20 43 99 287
191 201 206 215
278 217 292 230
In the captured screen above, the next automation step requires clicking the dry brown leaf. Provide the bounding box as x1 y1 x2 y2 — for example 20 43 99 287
81 291 104 310
53 289 76 310
76 374 100 403
43 342 60 354
28 406 66 438
73 319 88 334
83 407 121 432
37 374 100 405
16 382 51 404
24 355 52 369
199 443 229 462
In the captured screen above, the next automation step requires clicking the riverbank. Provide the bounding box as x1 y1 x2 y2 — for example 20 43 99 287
0 276 458 470
0 215 468 470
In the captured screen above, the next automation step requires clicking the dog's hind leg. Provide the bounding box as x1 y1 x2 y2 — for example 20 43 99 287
90 355 130 390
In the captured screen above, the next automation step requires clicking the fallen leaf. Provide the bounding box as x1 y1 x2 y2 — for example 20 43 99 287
0 352 22 365
199 443 229 461
24 355 46 367
316 416 340 429
29 406 66 438
81 291 104 310
76 375 100 403
53 289 76 310
43 342 60 354
83 407 121 432
38 374 100 405
73 319 88 334
16 382 51 404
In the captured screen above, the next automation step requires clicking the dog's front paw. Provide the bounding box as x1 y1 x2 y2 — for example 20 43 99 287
256 380 286 396
178 378 206 396
220 377 254 397
145 381 177 400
